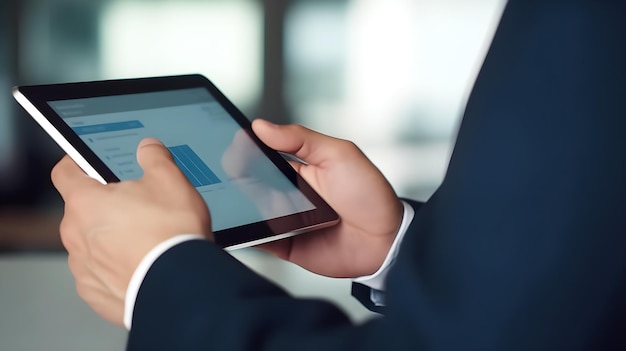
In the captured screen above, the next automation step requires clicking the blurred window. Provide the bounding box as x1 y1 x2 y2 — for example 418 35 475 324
2 0 506 236
100 0 262 113
285 0 506 199
17 0 261 112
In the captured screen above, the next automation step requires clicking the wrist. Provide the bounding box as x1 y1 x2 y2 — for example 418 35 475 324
361 198 405 276
353 200 415 291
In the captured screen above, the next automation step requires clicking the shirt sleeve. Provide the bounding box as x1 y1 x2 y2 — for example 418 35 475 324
352 200 415 292
124 201 415 329
124 234 207 330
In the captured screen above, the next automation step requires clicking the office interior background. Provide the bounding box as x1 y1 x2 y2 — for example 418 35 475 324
0 0 505 349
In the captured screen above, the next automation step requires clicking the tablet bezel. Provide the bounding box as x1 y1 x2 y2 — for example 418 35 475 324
13 74 339 249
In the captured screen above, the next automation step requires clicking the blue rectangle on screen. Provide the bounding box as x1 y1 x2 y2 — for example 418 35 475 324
168 145 221 187
72 120 144 135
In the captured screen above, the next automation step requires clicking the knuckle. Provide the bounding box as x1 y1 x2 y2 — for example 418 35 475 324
336 139 362 155
58 219 73 247
50 156 66 178
67 254 80 276
75 281 89 300
58 218 83 254
50 164 61 184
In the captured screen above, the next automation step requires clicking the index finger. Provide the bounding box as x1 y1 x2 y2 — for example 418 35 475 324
51 155 101 201
252 119 349 166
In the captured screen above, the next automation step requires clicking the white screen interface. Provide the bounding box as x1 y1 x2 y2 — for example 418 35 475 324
48 88 315 231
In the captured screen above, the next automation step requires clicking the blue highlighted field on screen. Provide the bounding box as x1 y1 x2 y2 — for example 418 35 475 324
72 120 144 135
169 145 221 187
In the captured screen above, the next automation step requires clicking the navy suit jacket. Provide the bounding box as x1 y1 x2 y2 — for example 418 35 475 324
128 1 626 349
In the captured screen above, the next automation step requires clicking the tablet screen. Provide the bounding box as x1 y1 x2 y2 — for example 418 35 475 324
47 88 316 232
14 75 338 248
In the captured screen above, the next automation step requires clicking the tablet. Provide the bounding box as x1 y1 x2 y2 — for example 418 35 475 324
13 74 339 249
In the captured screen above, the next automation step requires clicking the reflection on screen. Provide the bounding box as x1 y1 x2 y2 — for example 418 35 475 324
48 88 315 231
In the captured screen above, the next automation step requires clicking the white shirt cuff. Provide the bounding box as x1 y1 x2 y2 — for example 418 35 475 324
124 234 206 330
352 200 415 291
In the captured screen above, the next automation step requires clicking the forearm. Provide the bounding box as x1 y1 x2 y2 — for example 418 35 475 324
125 199 421 327
127 240 396 351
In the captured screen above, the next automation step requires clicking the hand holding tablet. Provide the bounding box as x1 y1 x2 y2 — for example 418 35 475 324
13 74 339 249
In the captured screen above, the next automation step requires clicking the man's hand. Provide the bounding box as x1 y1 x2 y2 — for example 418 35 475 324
51 138 211 327
252 119 404 279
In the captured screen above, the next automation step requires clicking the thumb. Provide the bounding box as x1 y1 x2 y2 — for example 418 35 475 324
252 119 344 165
136 138 178 177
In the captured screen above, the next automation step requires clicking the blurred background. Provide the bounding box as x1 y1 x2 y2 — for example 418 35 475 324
0 0 505 349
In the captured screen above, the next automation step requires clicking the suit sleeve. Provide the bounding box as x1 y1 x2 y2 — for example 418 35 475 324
127 1 626 350
351 198 423 314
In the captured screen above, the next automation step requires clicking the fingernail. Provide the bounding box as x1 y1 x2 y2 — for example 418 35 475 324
262 119 279 128
138 137 163 148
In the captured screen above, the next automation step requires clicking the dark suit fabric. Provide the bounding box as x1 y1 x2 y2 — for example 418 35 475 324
128 1 626 350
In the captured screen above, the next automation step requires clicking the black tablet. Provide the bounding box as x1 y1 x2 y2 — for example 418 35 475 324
13 74 339 249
